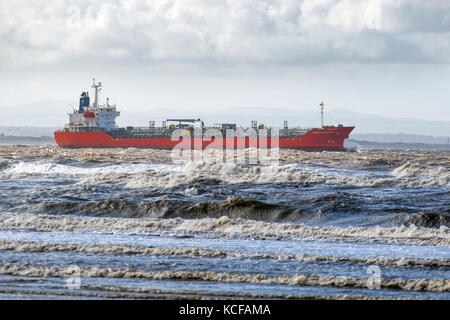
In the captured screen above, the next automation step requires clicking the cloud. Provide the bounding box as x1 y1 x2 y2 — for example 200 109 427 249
1 0 449 69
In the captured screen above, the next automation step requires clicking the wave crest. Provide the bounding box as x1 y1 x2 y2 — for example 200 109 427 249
1 160 448 187
1 213 448 245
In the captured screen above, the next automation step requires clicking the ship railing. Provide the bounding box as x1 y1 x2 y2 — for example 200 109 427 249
279 128 309 137
63 125 107 133
114 127 172 133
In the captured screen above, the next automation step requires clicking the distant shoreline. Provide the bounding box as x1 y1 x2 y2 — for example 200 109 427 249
346 139 450 152
0 136 55 146
1 135 449 151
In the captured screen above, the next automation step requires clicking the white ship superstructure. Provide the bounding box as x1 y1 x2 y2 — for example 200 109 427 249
66 79 120 131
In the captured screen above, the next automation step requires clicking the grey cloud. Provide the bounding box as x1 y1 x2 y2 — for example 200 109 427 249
1 0 449 69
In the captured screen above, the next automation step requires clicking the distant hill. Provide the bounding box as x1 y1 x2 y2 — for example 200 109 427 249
327 109 450 137
0 100 71 127
0 127 58 137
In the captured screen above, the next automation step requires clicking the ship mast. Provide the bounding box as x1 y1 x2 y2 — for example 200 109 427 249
320 101 324 128
92 78 102 108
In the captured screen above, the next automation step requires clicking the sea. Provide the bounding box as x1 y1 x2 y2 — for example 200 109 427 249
0 143 448 299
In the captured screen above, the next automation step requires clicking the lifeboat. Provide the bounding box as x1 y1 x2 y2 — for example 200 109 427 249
83 111 96 118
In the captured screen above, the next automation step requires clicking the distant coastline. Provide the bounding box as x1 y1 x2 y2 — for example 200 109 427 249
346 139 450 152
0 135 55 146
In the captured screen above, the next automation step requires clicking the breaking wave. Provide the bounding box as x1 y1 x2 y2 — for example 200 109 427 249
0 160 175 179
0 287 394 300
6 197 449 228
1 159 448 187
16 198 302 221
392 162 450 185
123 162 450 188
0 285 388 300
0 264 448 293
0 213 448 245
1 240 447 268
374 211 450 229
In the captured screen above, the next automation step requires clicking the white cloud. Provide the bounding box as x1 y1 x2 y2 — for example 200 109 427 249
1 0 449 69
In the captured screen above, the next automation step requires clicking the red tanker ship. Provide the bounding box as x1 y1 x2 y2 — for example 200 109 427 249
54 80 354 151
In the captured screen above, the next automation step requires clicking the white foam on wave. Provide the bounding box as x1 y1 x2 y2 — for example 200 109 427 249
1 159 448 187
1 240 447 268
123 161 450 188
392 162 449 185
0 161 178 179
0 213 448 246
0 263 448 293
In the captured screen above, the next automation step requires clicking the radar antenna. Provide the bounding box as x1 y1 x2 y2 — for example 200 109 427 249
92 78 102 108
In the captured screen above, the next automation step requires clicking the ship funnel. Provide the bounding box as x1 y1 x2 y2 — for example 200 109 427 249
79 92 90 113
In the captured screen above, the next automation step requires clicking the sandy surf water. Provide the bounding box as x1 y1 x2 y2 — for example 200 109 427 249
0 146 448 299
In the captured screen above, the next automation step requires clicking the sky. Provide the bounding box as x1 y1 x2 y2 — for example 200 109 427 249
1 0 450 123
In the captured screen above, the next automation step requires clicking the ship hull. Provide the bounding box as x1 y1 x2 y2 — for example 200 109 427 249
54 127 354 151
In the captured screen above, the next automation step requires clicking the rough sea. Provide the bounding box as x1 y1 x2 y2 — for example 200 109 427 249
0 145 448 299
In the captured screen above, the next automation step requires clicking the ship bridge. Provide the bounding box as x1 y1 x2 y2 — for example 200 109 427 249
66 79 120 131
